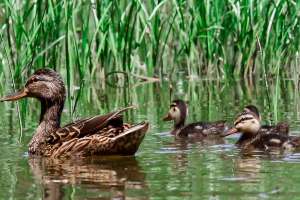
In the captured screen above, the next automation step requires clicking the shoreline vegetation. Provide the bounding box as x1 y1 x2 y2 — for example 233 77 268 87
0 0 299 86
0 0 300 128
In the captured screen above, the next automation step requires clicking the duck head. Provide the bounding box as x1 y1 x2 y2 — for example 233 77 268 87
163 99 188 128
2 69 67 154
1 69 66 103
223 105 261 137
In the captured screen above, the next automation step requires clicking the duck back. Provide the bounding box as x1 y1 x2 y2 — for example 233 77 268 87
177 120 226 138
260 122 289 136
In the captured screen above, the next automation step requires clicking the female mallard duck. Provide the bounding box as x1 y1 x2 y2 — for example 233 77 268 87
221 105 297 150
1 69 149 158
163 99 226 138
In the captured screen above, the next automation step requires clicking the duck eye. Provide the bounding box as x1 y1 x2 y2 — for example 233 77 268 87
26 77 40 86
29 77 39 83
173 107 176 112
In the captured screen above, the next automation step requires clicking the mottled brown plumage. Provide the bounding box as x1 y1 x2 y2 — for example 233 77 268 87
222 105 300 151
163 99 226 138
1 69 149 158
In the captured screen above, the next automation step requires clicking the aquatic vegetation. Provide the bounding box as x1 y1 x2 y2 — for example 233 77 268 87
0 0 299 122
0 0 299 86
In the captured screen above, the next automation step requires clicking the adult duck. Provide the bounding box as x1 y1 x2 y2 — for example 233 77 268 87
1 69 149 158
163 99 226 138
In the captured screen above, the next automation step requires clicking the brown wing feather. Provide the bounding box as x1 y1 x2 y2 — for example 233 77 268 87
50 122 149 158
47 106 135 143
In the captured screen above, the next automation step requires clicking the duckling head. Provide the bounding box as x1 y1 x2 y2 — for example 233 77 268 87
1 68 66 103
163 99 188 128
223 105 261 137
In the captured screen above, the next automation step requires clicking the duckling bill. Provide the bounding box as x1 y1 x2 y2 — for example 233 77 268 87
1 69 149 158
163 100 227 138
222 105 299 151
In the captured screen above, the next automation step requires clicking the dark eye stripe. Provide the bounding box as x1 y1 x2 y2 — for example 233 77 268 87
170 104 177 109
234 117 254 126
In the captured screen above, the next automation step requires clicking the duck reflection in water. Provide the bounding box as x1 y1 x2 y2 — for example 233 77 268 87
163 137 224 174
28 156 148 200
233 155 262 183
221 148 287 185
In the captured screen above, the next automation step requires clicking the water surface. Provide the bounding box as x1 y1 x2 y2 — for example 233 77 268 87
1 79 300 199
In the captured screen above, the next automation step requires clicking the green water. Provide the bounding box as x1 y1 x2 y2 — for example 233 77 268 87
1 79 300 200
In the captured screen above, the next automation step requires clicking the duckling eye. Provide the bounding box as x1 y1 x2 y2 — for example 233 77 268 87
28 77 39 84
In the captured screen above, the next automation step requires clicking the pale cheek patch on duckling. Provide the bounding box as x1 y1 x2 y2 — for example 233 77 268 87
236 119 260 134
168 107 181 123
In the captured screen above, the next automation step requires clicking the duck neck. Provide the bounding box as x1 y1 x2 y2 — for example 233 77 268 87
236 132 258 146
174 120 185 129
29 99 64 155
172 118 186 134
39 99 64 128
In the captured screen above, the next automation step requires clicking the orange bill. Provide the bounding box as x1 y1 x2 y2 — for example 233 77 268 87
0 88 28 102
163 113 172 121
221 127 239 137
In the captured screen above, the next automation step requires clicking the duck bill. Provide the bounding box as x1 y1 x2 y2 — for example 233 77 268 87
163 113 172 121
0 88 28 102
221 127 239 137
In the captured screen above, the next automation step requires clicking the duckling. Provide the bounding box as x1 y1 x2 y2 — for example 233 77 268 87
222 105 293 150
163 100 226 138
242 105 289 135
